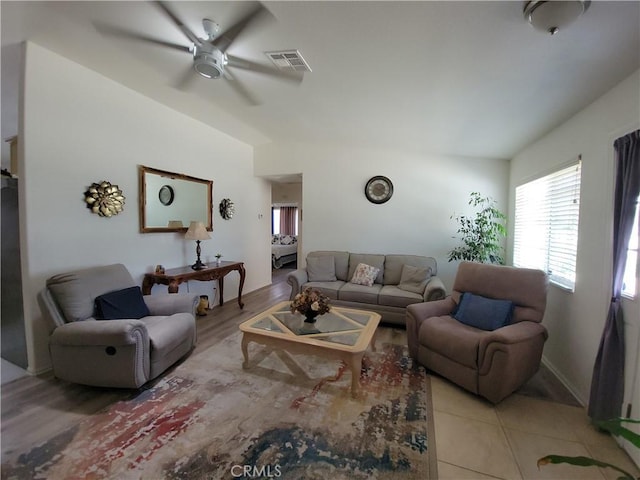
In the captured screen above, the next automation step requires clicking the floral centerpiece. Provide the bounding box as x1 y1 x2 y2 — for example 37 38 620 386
290 287 331 323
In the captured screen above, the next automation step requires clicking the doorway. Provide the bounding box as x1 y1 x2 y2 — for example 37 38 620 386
1 175 28 370
270 178 302 282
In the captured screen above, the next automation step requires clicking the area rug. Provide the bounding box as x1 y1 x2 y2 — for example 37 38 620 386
2 331 436 479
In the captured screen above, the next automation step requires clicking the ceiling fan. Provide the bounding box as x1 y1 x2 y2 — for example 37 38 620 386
95 1 303 105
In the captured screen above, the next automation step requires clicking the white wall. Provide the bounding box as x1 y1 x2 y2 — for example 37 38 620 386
256 142 509 288
272 183 302 206
20 43 272 374
509 69 640 404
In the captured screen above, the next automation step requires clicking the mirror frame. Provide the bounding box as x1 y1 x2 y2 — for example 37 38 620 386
138 165 213 233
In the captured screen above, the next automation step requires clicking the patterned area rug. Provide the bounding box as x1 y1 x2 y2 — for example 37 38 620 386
3 331 436 479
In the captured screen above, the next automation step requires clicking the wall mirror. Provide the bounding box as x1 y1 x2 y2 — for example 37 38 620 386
139 165 213 233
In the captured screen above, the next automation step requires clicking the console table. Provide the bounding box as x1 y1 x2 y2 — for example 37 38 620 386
142 261 246 309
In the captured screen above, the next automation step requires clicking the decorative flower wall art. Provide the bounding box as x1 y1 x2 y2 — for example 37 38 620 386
84 181 125 217
219 198 235 220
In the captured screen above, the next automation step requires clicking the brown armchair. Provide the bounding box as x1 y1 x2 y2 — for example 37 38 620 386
406 261 548 403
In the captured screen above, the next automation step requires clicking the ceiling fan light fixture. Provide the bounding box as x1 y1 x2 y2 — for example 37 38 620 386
523 0 590 35
193 45 226 79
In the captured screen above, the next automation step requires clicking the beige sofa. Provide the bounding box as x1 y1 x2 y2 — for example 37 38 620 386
406 261 548 403
287 251 446 325
38 264 198 388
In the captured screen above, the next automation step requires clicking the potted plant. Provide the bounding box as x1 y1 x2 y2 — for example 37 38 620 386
538 417 640 479
215 253 222 266
448 192 507 264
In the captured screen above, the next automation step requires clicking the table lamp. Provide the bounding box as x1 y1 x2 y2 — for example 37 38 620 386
185 221 211 270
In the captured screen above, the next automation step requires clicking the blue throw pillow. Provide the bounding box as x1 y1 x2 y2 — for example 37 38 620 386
94 286 150 320
453 292 514 331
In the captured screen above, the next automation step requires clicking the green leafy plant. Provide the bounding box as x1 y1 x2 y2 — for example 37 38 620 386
448 192 507 264
538 417 640 479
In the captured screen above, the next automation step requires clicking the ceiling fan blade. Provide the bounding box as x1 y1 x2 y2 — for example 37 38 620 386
212 2 271 52
154 1 202 46
93 22 191 53
224 69 260 105
173 65 198 91
226 55 303 84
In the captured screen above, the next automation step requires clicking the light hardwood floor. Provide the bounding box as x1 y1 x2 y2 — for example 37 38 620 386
2 269 638 479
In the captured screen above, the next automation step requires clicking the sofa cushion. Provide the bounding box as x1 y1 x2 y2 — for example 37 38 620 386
94 286 150 320
383 255 437 285
307 256 337 282
419 315 488 369
378 285 423 308
307 251 350 281
303 281 345 300
397 265 432 294
141 313 195 376
348 254 385 284
350 263 380 287
338 282 382 304
452 262 547 323
47 264 137 322
454 292 514 331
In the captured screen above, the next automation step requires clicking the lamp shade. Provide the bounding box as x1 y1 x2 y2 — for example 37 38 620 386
184 221 211 241
524 1 590 35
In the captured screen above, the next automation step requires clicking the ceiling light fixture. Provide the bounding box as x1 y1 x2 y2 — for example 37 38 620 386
523 0 591 35
193 43 227 79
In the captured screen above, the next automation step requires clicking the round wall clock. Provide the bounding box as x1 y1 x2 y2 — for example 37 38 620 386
158 185 174 206
364 176 394 204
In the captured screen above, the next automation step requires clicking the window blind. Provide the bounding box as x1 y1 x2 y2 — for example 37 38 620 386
514 160 582 291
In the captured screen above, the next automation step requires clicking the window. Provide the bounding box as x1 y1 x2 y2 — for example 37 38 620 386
272 208 280 234
622 196 639 298
514 161 582 291
271 206 298 235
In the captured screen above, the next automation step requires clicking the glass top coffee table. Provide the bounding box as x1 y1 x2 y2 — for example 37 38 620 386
239 301 381 397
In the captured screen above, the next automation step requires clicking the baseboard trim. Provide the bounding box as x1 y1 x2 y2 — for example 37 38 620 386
541 355 587 407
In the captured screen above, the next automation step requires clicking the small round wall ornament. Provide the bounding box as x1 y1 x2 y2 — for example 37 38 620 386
84 181 125 218
219 198 235 220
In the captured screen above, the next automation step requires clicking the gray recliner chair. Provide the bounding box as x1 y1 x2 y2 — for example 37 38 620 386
38 264 198 388
407 261 548 403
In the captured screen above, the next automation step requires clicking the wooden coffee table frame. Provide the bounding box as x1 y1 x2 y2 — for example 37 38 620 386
239 301 381 397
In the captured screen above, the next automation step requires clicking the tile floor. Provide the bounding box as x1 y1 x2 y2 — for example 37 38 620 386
431 375 640 479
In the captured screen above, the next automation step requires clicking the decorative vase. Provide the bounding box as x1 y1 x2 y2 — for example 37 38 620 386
197 295 209 316
304 311 319 323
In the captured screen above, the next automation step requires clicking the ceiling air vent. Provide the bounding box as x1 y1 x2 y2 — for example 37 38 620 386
265 50 312 72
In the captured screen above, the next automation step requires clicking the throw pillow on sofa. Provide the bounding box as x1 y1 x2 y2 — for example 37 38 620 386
94 286 150 320
397 264 432 294
307 256 337 282
453 292 514 331
350 263 380 287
